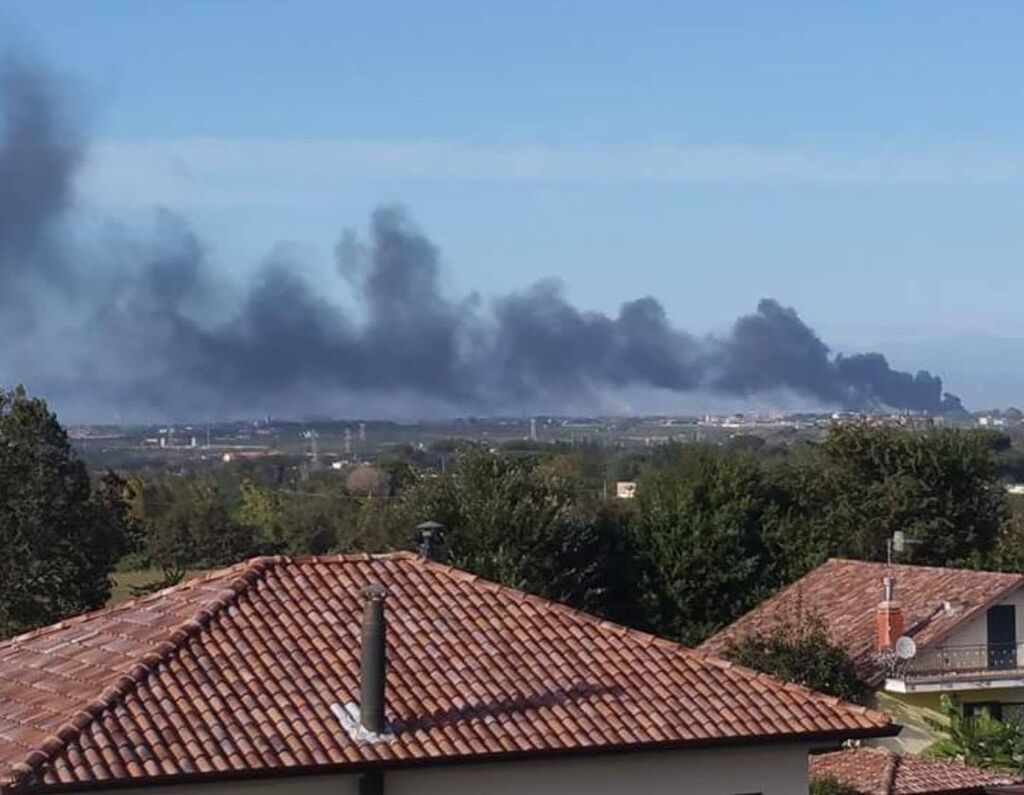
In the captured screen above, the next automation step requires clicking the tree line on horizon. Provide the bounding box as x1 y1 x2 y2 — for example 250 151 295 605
3 384 1024 649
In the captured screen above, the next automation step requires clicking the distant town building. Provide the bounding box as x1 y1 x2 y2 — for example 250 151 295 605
616 481 637 499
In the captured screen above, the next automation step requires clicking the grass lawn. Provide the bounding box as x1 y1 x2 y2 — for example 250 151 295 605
109 569 210 606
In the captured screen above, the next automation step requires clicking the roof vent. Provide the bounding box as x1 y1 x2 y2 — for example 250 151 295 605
330 582 393 744
943 599 965 615
359 582 388 735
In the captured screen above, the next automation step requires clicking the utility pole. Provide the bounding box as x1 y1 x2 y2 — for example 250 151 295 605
303 429 320 466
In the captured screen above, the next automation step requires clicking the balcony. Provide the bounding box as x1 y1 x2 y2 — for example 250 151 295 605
886 642 1024 692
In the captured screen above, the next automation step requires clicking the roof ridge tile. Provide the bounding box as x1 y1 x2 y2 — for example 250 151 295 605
2 557 277 792
883 751 899 795
0 558 267 653
827 557 1024 581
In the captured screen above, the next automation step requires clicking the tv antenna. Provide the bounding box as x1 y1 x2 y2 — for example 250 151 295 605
887 530 922 566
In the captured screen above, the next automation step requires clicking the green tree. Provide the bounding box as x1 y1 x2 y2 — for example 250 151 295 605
722 613 865 703
809 777 860 795
813 422 1007 568
925 695 1024 770
377 458 415 492
995 504 1024 572
140 477 260 569
405 447 633 616
628 425 1010 644
237 478 284 550
0 386 128 637
630 446 793 644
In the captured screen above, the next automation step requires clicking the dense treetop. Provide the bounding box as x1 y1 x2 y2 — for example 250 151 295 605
0 387 129 637
3 385 1023 659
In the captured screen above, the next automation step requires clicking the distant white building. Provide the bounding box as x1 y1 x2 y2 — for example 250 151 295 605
616 481 637 499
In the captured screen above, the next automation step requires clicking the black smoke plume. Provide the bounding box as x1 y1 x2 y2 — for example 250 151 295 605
0 57 79 323
0 60 965 418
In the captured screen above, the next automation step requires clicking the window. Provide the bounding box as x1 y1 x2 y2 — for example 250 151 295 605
1003 703 1024 726
964 701 1001 721
963 701 1024 724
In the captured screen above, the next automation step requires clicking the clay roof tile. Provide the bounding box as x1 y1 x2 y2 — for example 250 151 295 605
701 558 1024 684
0 554 892 792
811 747 1022 794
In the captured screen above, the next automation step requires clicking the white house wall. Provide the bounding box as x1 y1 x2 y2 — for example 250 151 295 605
73 744 815 795
388 745 812 795
938 588 1024 653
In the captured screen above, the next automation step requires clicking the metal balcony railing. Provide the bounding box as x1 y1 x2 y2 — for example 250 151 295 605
901 642 1024 679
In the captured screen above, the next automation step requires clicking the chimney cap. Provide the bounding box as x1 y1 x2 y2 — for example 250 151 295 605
360 582 387 600
416 520 447 562
416 520 445 530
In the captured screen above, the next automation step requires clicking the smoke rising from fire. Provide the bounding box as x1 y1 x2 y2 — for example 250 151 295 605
0 59 964 418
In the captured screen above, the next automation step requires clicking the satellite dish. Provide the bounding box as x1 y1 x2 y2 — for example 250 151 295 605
895 636 917 660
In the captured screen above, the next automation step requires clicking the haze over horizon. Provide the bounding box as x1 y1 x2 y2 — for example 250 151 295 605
3 2 1024 420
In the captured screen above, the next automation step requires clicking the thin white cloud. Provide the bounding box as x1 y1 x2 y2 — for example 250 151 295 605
76 137 1024 208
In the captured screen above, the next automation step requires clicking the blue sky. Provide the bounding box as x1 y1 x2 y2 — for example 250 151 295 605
5 1 1024 405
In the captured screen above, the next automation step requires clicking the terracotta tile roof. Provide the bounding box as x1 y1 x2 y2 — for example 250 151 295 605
810 747 1021 794
700 559 1023 684
0 553 894 791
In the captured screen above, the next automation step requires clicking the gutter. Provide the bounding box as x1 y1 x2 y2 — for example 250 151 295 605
6 723 901 795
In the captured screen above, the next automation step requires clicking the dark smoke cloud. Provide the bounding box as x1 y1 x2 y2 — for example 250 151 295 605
0 58 80 322
0 61 965 419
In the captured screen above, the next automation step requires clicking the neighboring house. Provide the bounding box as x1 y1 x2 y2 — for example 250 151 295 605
615 481 637 499
702 559 1024 752
0 553 895 795
810 746 1021 794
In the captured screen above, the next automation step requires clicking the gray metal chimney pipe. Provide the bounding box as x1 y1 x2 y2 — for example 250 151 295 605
359 582 387 735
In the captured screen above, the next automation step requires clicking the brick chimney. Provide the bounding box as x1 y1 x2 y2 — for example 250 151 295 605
875 576 903 651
